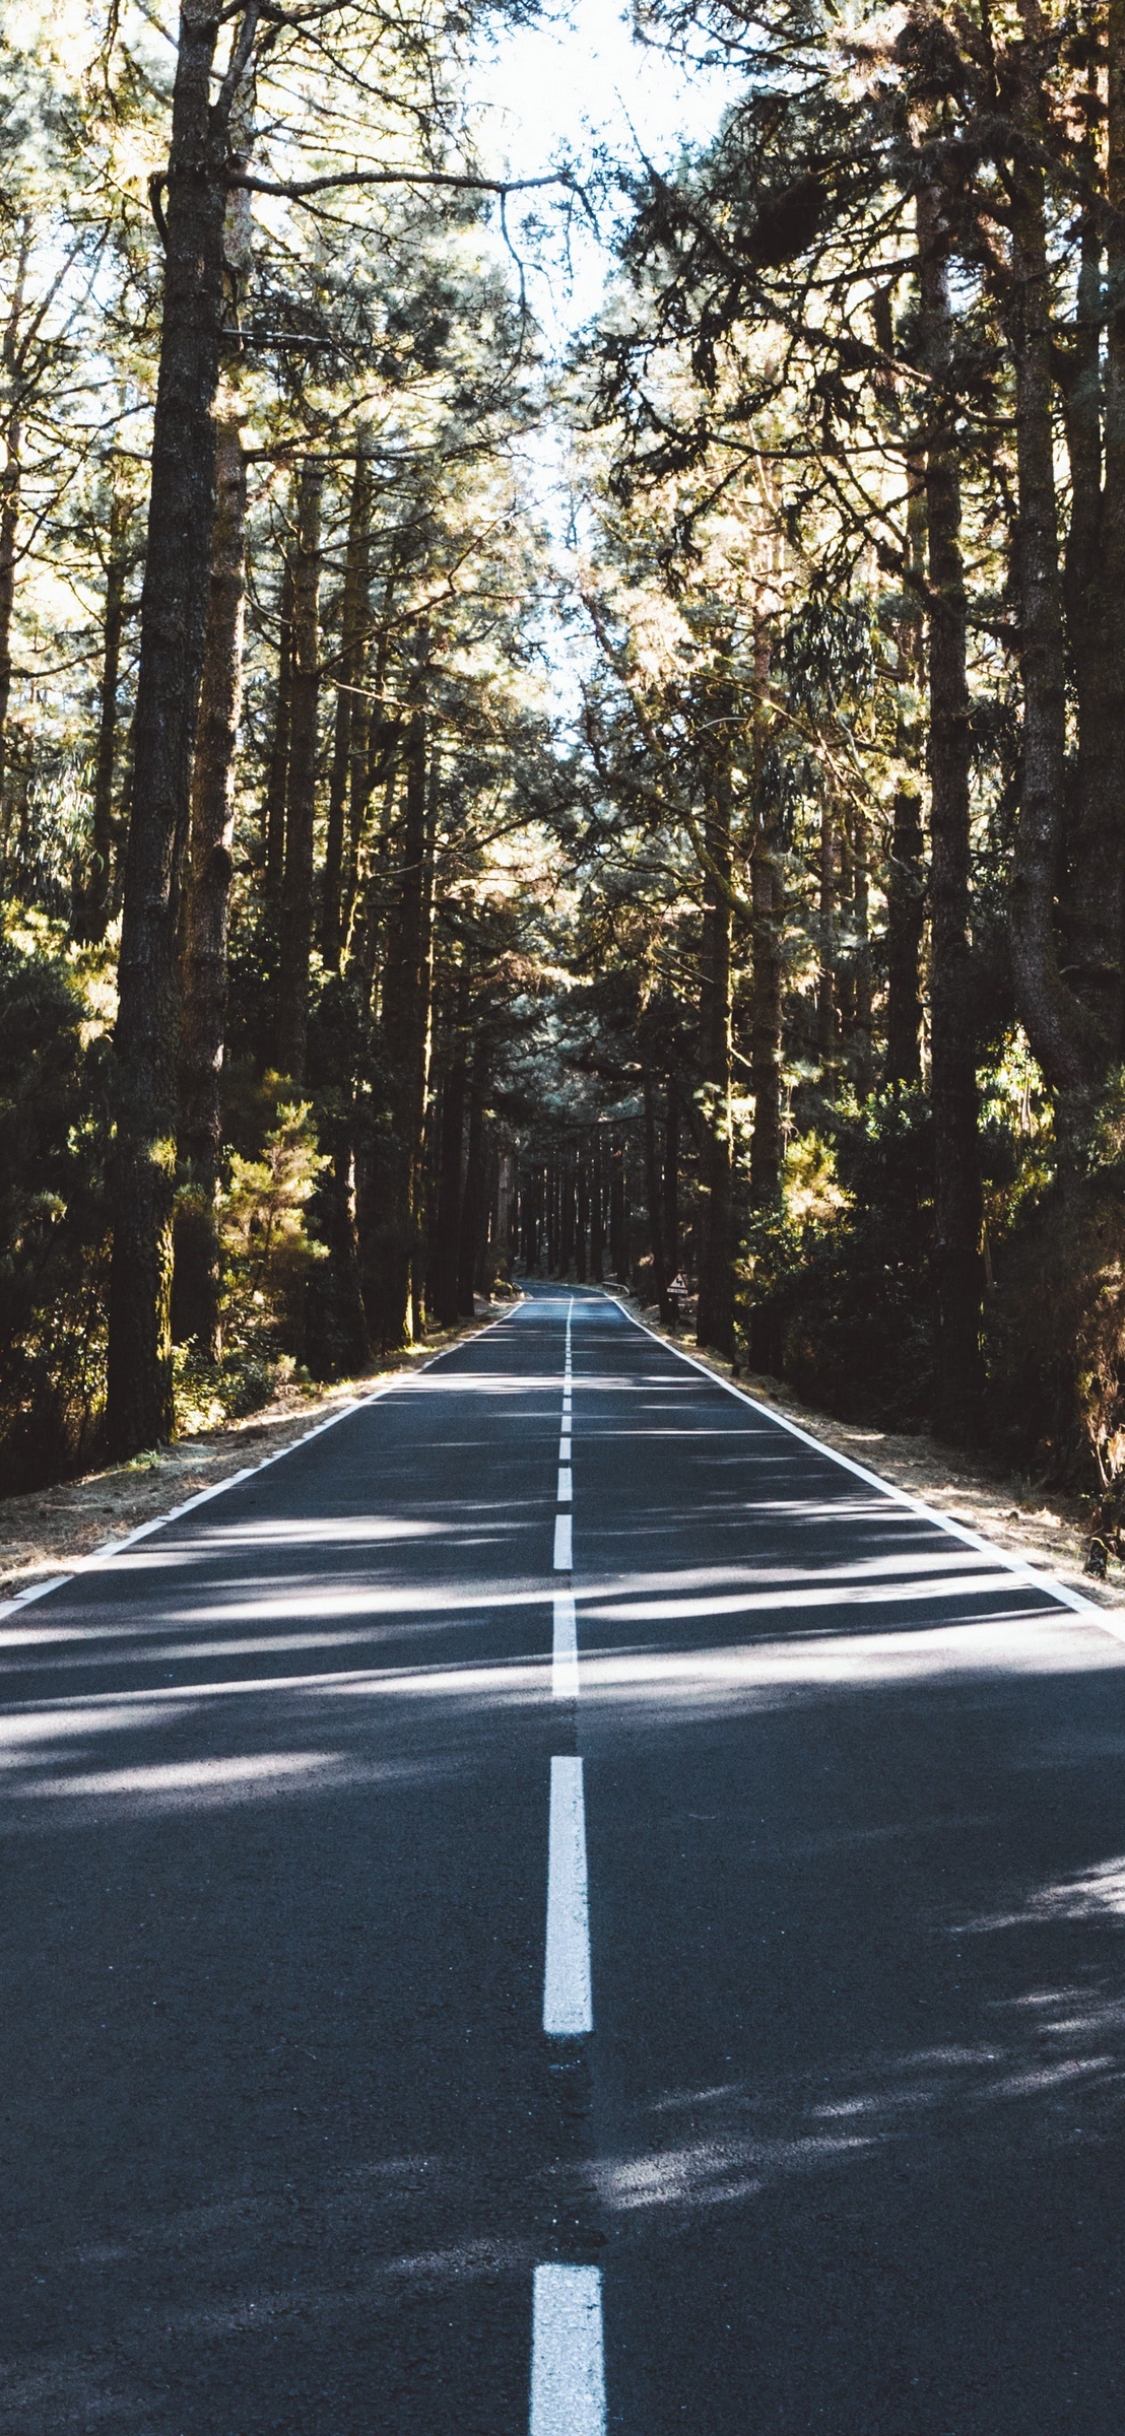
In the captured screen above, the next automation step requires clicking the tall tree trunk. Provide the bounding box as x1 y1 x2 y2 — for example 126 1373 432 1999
589 1127 605 1282
749 630 783 1226
276 458 323 1082
918 175 985 1437
457 1047 485 1315
546 1154 560 1275
1007 16 1097 1130
663 1080 680 1274
172 411 247 1355
320 433 372 969
850 805 874 1093
886 788 925 1084
886 460 927 1085
817 803 837 1064
575 1145 589 1282
409 752 437 1339
696 717 735 1355
361 702 430 1346
609 1137 627 1281
0 227 28 824
83 492 129 943
106 0 232 1456
429 964 469 1326
1057 21 1125 1068
560 1148 576 1276
263 550 294 940
749 849 784 1206
642 1072 671 1319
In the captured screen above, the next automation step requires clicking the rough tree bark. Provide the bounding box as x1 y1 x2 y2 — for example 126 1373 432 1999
1007 5 1098 1132
642 1072 671 1320
696 711 735 1356
83 491 130 943
885 445 927 1086
429 963 469 1326
886 789 925 1085
106 0 240 1455
817 803 837 1063
663 1080 680 1275
918 172 985 1438
749 631 784 1219
360 703 431 1346
276 458 323 1081
171 410 247 1355
850 805 874 1093
0 227 28 826
457 1045 486 1315
263 550 294 938
320 431 373 969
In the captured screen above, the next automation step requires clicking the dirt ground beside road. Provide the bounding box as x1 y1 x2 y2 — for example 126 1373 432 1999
620 1294 1124 1618
0 1301 512 1601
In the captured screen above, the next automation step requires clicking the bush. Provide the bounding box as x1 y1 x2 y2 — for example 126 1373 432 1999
0 914 114 1490
741 1092 936 1430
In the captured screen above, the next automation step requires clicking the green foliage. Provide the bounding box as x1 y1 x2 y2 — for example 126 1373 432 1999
0 913 113 1490
742 1092 936 1430
220 1102 329 1337
173 1104 328 1432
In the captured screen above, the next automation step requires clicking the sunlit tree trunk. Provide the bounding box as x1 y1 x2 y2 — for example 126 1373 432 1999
172 411 247 1355
0 227 28 826
696 714 735 1356
817 803 837 1064
642 1071 671 1319
886 787 925 1085
263 551 294 941
429 962 469 1325
83 491 130 944
277 458 323 1081
850 805 874 1093
321 432 372 969
457 1044 486 1314
885 459 927 1086
918 176 985 1438
106 0 233 1455
1007 10 1097 1137
361 702 431 1346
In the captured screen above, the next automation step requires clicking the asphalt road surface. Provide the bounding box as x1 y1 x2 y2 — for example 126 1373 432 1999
3 1284 1125 2433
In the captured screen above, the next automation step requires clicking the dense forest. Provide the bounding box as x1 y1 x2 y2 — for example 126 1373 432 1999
4 0 1125 1551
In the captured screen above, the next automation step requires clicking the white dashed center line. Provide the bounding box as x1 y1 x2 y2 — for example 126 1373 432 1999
544 1755 593 2035
552 1592 579 1702
530 2263 606 2436
533 1304 603 2433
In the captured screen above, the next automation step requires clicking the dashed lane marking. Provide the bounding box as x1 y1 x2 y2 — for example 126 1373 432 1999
544 1755 592 2035
530 2263 605 2436
552 1593 579 1703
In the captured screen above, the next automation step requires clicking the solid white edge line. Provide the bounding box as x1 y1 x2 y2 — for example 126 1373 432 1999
595 1291 1122 1641
553 1513 573 1571
530 2262 605 2436
552 1592 579 1702
544 1755 593 2035
0 1304 525 1627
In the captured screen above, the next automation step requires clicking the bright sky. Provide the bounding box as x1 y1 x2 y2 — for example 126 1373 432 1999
470 0 734 343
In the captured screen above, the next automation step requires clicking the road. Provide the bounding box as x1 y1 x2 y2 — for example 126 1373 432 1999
2 1283 1125 2432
